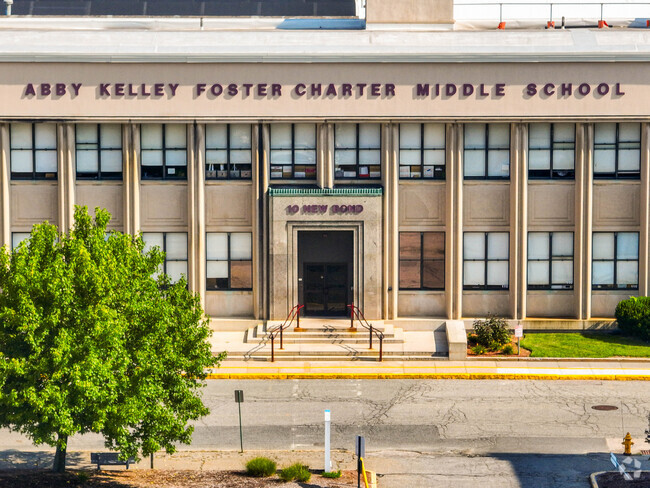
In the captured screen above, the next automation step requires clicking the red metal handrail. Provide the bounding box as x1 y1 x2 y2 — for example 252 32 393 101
268 304 304 362
347 303 384 361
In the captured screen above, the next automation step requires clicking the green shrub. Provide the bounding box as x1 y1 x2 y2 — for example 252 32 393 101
471 344 486 355
279 463 311 483
615 296 650 341
246 457 277 477
322 470 342 479
502 344 515 355
473 315 511 349
467 333 478 345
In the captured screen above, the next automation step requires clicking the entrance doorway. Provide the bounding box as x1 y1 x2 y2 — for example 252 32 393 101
298 231 353 317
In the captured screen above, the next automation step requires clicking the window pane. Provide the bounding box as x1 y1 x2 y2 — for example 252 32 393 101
77 151 99 172
400 149 420 165
619 123 640 142
595 123 616 144
528 150 550 170
487 232 509 260
230 149 251 164
165 124 186 148
359 149 380 165
594 149 616 173
294 124 316 149
295 150 316 165
529 123 550 148
207 261 228 278
35 151 57 173
101 124 122 147
206 233 228 260
12 233 30 249
11 123 32 149
400 124 420 148
424 123 445 147
553 149 574 170
271 149 292 165
11 151 32 172
528 232 549 260
231 261 252 289
166 261 187 283
464 233 485 260
230 233 252 260
487 150 509 177
487 261 509 286
463 150 485 177
554 123 575 142
593 261 614 286
335 149 357 165
617 233 638 259
400 232 420 260
335 124 356 148
552 260 573 285
230 124 251 149
35 124 56 149
101 150 122 172
423 149 445 166
206 124 227 148
271 124 292 148
618 149 640 171
76 124 98 144
359 124 380 149
617 261 638 287
141 124 163 149
399 260 420 288
528 261 549 285
142 233 164 253
464 124 485 148
165 233 187 260
464 261 485 286
423 260 444 289
488 124 509 147
552 232 573 257
593 233 614 260
141 149 163 166
165 150 186 166
423 232 444 260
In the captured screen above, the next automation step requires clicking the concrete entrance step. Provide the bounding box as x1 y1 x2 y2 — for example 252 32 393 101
223 350 446 361
246 323 401 343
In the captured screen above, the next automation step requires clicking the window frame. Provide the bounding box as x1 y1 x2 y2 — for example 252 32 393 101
205 123 253 181
140 124 187 180
463 231 510 290
206 232 253 291
593 123 641 180
527 232 574 290
142 232 188 283
10 123 58 181
398 231 445 290
592 231 639 290
463 123 510 180
75 123 123 180
398 123 446 180
269 123 317 180
334 123 382 180
527 123 575 180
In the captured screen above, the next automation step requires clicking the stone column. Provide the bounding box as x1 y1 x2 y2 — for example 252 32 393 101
261 124 270 319
57 124 75 230
381 123 394 319
509 123 521 320
123 124 141 235
639 123 650 297
0 124 10 248
583 124 594 320
388 123 399 319
251 123 262 319
452 123 464 320
574 123 593 320
187 123 206 308
519 124 528 320
444 123 456 320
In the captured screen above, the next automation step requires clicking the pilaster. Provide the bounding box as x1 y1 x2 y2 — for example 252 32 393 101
509 123 520 320
444 122 456 320
388 123 399 319
57 123 75 230
252 123 262 319
639 122 650 297
123 123 141 235
0 124 10 248
452 123 464 319
261 124 270 319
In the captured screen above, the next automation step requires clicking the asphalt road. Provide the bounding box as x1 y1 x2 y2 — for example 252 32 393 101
2 379 649 487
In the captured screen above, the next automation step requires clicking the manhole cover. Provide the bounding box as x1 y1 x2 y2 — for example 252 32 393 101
591 405 619 411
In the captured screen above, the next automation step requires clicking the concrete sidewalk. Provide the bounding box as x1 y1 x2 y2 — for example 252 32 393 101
207 358 650 380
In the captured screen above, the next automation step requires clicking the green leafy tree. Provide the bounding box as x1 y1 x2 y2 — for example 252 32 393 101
0 206 221 472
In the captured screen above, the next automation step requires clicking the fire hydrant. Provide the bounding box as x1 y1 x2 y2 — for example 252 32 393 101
622 432 634 455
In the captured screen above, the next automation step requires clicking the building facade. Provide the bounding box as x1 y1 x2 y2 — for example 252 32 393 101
1 4 649 327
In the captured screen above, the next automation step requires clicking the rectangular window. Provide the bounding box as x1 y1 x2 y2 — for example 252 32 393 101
399 123 446 179
11 232 30 249
463 123 510 179
335 123 381 179
399 232 445 289
270 124 316 180
205 124 252 180
463 232 509 290
206 232 252 290
594 123 641 179
141 124 187 180
76 124 123 180
592 232 638 289
10 123 57 180
528 123 575 179
527 232 574 290
142 232 188 283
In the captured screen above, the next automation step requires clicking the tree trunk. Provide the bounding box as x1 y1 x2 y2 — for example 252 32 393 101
52 434 68 473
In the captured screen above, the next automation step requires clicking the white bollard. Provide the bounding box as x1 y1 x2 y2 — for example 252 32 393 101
324 409 331 472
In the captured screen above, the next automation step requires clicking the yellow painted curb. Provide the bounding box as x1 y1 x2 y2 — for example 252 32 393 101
205 373 650 380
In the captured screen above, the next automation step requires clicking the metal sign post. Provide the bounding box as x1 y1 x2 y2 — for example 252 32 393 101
235 390 244 453
324 410 331 473
355 435 365 488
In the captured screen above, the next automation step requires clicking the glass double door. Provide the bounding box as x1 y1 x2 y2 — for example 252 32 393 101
303 263 349 316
